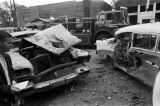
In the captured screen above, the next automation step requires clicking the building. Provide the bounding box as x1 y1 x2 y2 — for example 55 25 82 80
117 0 160 24
16 0 112 26
25 18 51 30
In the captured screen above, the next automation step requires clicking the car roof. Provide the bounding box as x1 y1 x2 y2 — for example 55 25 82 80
11 30 40 37
23 24 81 55
115 22 160 36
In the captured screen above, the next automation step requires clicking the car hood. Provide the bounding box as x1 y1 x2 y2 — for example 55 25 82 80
22 24 81 55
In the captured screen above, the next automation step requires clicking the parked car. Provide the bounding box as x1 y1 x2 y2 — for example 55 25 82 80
11 30 40 47
0 27 17 33
96 22 160 87
9 24 90 99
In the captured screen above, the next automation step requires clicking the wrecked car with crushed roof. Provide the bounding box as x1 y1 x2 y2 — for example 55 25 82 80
9 24 90 99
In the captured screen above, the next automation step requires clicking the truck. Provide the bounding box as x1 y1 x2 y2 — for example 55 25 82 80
61 8 129 46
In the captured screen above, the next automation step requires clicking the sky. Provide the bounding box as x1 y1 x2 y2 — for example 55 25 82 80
0 0 112 7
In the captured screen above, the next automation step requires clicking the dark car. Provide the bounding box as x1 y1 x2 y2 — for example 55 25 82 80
9 24 90 100
11 30 40 47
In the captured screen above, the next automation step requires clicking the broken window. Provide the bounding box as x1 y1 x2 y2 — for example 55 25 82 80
133 34 157 50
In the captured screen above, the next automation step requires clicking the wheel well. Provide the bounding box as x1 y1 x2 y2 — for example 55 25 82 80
94 31 112 42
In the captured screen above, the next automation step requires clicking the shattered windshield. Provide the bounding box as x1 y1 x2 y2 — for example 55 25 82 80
107 12 124 24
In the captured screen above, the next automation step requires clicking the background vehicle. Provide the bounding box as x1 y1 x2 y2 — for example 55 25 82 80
0 27 17 33
60 8 129 46
96 22 160 87
11 30 40 47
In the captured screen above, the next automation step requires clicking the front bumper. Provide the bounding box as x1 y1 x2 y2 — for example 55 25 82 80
18 65 90 98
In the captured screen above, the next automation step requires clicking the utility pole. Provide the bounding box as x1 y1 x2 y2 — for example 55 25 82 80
13 0 18 27
75 0 77 17
10 0 12 13
83 0 91 17
10 0 13 26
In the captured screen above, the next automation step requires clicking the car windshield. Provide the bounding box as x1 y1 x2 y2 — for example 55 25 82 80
107 12 124 24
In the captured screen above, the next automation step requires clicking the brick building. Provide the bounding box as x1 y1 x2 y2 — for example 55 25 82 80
16 0 112 26
117 0 160 24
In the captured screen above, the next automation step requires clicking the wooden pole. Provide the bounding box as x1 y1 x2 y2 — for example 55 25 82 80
13 0 18 27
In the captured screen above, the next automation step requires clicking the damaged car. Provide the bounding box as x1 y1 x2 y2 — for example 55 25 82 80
96 22 160 87
9 24 90 99
11 30 40 48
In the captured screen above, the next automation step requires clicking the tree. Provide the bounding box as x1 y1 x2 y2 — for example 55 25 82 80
0 1 26 27
0 2 13 27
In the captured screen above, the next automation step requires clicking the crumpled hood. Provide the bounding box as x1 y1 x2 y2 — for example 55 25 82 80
7 51 33 71
23 24 81 55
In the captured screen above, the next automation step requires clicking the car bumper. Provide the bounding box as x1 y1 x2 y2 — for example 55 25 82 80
18 65 90 98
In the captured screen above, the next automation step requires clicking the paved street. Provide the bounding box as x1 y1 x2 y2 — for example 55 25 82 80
24 50 152 106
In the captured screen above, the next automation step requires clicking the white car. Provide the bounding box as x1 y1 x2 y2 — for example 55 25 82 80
96 22 160 87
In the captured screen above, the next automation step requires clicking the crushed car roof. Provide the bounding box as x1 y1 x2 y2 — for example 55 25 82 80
24 24 81 55
115 22 160 35
11 30 40 37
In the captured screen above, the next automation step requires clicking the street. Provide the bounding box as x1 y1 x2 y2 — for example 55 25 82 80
23 50 152 106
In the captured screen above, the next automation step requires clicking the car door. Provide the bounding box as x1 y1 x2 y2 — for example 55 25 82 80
129 33 159 87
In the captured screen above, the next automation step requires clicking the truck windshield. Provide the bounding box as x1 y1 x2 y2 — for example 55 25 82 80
107 12 124 24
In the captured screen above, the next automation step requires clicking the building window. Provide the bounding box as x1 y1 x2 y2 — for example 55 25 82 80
142 19 150 23
140 4 153 12
128 6 138 13
155 13 160 22
129 15 137 25
133 34 156 50
156 3 160 10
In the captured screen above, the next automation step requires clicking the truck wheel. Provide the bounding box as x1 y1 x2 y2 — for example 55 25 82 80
97 35 109 40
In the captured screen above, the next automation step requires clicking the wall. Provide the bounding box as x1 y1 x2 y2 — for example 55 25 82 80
16 0 112 26
117 0 160 7
117 0 160 25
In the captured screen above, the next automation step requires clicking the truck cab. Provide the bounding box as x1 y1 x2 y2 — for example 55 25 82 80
94 9 129 41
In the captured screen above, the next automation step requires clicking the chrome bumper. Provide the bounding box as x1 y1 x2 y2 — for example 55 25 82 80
18 66 90 98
